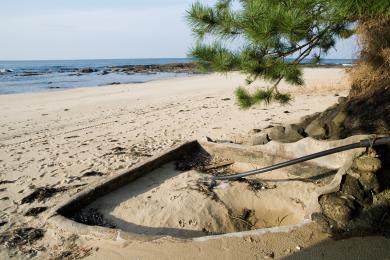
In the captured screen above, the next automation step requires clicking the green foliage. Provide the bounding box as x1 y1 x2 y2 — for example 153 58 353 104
274 92 292 105
235 87 254 109
329 0 390 19
235 87 292 109
190 42 238 72
253 89 274 105
187 0 390 108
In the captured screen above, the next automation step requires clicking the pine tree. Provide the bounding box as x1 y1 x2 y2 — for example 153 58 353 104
187 0 390 111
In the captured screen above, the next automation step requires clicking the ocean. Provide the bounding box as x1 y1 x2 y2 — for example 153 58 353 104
0 58 355 95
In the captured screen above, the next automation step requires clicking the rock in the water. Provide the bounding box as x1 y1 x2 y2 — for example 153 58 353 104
319 193 355 226
359 171 380 193
249 133 270 145
353 156 382 172
304 119 327 139
79 68 97 73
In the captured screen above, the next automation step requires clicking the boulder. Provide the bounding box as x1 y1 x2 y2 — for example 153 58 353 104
79 68 97 73
359 171 380 193
331 111 347 126
265 124 305 143
249 133 270 145
353 156 382 172
342 175 364 202
298 112 321 129
319 193 355 226
373 189 390 207
311 212 337 233
338 96 348 103
304 119 327 139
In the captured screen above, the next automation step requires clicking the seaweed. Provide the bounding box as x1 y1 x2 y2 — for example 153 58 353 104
175 151 234 176
82 171 105 177
21 187 67 204
25 207 48 217
21 185 86 204
0 228 45 249
71 208 115 228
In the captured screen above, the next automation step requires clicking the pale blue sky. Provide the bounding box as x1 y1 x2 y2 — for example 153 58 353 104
0 0 358 60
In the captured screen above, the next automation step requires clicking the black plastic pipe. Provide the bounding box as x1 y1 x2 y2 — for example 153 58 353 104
213 136 390 181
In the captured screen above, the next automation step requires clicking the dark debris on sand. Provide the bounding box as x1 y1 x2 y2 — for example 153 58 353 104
49 234 93 260
21 185 86 204
235 177 277 192
25 207 48 217
174 151 234 176
82 171 105 177
191 180 219 202
175 151 211 172
0 180 16 185
0 227 45 249
71 208 115 228
21 187 67 204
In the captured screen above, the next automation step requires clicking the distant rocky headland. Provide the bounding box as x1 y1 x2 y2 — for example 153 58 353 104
77 63 199 76
111 63 198 73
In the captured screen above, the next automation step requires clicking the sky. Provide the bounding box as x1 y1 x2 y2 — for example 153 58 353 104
0 0 358 61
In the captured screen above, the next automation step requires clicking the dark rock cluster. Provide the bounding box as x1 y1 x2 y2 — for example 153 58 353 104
111 63 198 74
248 124 307 145
312 151 390 236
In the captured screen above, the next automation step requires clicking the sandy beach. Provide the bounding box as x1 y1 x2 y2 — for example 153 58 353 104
1 68 390 259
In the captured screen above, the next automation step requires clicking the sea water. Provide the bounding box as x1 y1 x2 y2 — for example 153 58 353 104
0 58 355 95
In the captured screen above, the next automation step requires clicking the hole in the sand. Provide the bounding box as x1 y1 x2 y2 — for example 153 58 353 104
66 147 336 239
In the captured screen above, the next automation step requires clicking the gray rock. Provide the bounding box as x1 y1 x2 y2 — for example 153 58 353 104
342 175 364 202
338 96 348 103
331 111 347 127
285 124 306 139
359 171 380 193
266 124 304 143
249 133 270 145
298 112 321 129
353 156 382 172
319 193 355 226
373 189 390 207
79 68 97 73
311 212 336 233
267 126 285 140
305 119 327 139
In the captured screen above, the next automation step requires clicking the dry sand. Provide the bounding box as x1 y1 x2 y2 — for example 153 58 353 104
85 162 317 238
1 68 389 259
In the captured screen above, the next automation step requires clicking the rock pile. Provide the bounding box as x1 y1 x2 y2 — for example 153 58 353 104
247 124 307 145
112 63 198 74
312 150 390 236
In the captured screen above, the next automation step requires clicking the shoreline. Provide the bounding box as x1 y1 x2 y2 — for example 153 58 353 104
4 68 387 259
0 65 349 97
0 62 352 96
0 72 196 97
